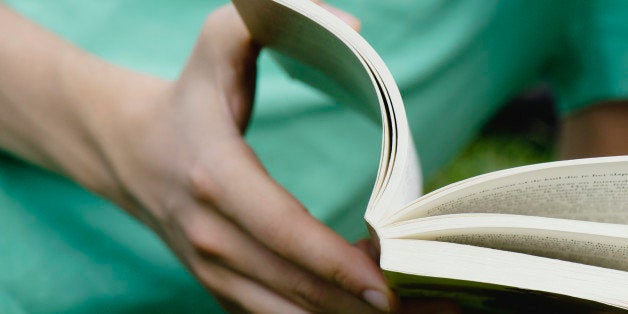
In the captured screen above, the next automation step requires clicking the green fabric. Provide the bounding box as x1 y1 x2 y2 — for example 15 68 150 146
1 0 626 313
552 0 628 115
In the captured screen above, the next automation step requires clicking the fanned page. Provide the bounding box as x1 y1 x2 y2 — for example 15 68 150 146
232 1 628 311
378 156 628 310
384 155 628 225
379 213 628 271
231 0 422 227
380 239 628 311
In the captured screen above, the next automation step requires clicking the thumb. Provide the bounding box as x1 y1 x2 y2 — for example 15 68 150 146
178 4 260 133
186 4 260 74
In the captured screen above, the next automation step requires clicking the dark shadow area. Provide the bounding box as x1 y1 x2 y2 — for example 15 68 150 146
426 85 559 192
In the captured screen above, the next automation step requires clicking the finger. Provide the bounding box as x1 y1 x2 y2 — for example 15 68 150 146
190 254 308 314
354 238 380 263
178 202 382 313
189 140 396 312
202 5 260 132
179 4 260 133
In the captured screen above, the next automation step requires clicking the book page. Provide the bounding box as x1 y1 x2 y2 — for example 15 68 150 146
380 239 628 310
385 156 628 224
232 0 423 226
380 213 628 271
385 271 624 313
432 232 627 271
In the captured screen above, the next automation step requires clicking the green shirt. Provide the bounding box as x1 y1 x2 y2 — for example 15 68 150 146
1 0 626 312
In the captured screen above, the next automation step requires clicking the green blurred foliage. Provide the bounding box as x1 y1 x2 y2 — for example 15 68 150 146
425 87 557 192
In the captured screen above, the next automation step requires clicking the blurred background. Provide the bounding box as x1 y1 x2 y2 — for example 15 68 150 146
426 84 556 192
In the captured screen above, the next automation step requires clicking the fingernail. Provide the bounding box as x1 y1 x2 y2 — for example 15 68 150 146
362 289 390 312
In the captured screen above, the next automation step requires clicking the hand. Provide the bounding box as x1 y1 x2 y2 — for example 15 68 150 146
89 5 391 313
0 2 386 312
559 101 628 159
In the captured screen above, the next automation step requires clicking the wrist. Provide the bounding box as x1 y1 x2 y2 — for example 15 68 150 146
69 64 173 206
0 4 174 226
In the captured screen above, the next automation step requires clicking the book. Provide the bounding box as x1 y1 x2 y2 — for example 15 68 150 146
231 0 628 312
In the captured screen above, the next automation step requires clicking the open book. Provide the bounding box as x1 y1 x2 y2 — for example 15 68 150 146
232 0 628 311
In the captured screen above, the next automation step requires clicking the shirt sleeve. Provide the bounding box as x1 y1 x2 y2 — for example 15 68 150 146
553 0 628 116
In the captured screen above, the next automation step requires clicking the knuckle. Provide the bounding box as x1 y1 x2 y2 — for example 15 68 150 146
328 262 354 293
292 278 329 311
202 6 232 33
200 5 241 43
184 219 227 259
187 165 221 205
188 257 227 295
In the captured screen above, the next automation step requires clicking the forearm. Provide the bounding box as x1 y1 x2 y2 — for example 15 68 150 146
559 101 628 159
0 4 168 194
